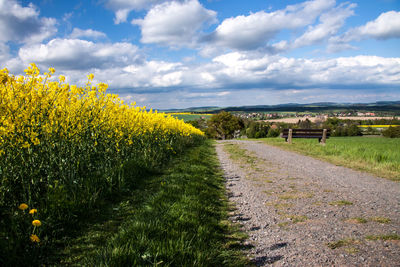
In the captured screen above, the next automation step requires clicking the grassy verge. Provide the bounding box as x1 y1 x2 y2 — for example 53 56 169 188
258 137 400 181
53 140 249 266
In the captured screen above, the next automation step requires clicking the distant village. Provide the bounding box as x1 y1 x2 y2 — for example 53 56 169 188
234 111 390 121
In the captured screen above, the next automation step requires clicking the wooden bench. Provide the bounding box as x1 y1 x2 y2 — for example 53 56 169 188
281 128 330 144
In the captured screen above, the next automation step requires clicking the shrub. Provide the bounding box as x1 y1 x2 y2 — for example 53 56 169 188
382 126 400 138
332 124 361 136
267 128 280 137
346 124 362 136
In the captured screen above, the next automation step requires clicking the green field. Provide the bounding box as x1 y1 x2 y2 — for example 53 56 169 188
260 137 400 181
169 113 212 122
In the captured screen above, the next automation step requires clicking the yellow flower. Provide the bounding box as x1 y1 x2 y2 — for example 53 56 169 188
87 73 94 80
19 203 28 210
30 234 40 243
48 67 55 74
32 220 41 227
0 73 7 84
59 75 65 83
29 209 37 214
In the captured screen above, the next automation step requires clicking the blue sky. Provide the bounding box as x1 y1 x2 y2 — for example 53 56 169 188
1 0 400 109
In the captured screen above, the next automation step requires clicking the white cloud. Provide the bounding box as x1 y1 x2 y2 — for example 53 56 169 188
120 60 184 88
210 51 400 87
132 0 217 47
326 42 357 53
116 52 400 93
6 44 400 109
354 11 400 40
0 43 10 62
106 0 168 24
152 71 183 87
10 39 400 97
18 39 142 70
69 28 107 39
0 0 57 44
200 72 215 82
292 2 356 48
204 0 335 51
335 10 400 43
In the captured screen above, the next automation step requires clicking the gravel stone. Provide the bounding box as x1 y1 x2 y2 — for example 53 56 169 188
216 140 400 267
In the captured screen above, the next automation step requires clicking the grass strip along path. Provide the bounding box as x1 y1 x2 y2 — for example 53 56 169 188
259 137 400 181
53 140 249 266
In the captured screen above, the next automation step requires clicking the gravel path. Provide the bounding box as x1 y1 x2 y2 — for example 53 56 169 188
216 140 400 266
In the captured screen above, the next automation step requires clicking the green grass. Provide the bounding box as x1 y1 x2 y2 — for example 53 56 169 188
327 238 360 249
259 137 400 181
52 141 250 266
169 114 212 122
344 216 391 224
345 217 368 224
370 217 391 224
278 192 314 200
223 143 257 166
365 234 400 241
287 214 308 223
329 200 353 206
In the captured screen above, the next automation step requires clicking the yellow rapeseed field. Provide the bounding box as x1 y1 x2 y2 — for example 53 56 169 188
0 63 204 256
0 63 202 154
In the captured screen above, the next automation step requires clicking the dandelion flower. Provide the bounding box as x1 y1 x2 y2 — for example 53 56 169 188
29 209 37 215
19 203 28 210
32 220 41 227
30 234 40 243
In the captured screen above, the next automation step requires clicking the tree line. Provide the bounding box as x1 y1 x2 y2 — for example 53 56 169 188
188 111 400 139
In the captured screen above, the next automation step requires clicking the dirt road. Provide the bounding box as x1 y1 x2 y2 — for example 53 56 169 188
216 140 400 266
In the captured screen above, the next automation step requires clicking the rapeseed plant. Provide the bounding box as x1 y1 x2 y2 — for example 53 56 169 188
0 63 204 264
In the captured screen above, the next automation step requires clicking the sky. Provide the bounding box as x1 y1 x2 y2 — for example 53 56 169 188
1 0 400 109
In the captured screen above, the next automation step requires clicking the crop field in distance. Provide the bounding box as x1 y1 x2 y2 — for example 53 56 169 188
167 113 213 122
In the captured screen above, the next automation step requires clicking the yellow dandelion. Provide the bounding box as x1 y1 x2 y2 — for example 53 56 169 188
29 209 37 215
32 220 41 227
30 234 40 243
19 203 28 210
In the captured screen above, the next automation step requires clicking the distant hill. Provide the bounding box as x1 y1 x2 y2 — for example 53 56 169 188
161 101 400 114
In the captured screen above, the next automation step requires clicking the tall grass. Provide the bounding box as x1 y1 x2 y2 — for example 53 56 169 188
55 141 249 266
260 137 400 181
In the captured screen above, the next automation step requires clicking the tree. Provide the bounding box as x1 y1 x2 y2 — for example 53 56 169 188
206 111 242 139
382 126 400 138
297 118 312 129
346 124 362 136
245 121 269 138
